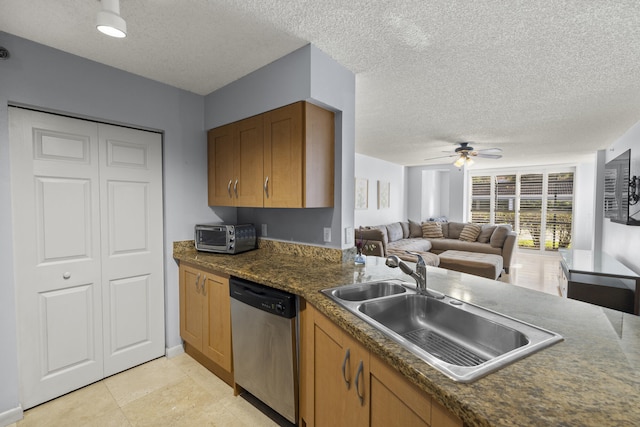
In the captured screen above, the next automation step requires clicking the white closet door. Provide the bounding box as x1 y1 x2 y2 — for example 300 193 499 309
98 123 165 376
10 108 104 409
10 108 166 409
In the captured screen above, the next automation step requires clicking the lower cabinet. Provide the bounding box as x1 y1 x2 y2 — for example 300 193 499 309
179 263 233 385
300 301 462 427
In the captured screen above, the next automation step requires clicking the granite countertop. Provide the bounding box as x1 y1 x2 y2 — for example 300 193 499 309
173 242 640 426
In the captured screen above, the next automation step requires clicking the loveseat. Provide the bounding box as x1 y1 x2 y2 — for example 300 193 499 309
356 220 517 274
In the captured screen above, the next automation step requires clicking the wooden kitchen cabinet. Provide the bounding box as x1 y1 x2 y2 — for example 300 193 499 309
263 101 334 208
301 301 369 427
300 302 462 427
207 115 264 207
179 263 233 385
207 101 334 208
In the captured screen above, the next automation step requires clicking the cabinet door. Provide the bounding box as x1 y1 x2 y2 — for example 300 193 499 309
370 355 431 427
202 273 232 372
311 307 369 427
234 115 264 207
179 265 204 351
263 102 303 208
208 123 235 206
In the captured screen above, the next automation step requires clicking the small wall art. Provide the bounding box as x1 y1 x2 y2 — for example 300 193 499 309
355 177 368 210
378 180 390 209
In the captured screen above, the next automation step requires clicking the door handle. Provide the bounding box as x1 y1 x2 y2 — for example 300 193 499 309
234 179 238 198
264 176 269 198
201 276 207 296
355 360 365 405
227 180 232 198
341 348 351 389
195 273 201 294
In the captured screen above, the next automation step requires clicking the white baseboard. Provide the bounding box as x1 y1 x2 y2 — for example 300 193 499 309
0 405 23 427
165 343 184 359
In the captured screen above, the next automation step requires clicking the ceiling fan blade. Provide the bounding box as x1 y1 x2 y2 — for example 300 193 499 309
475 153 502 159
424 154 458 161
476 147 503 154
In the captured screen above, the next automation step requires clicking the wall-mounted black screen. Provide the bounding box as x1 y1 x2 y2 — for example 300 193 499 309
604 149 632 224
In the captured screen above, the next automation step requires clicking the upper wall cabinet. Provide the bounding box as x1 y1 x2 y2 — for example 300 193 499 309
208 101 335 208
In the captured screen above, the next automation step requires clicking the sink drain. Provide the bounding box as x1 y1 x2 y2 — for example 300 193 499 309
403 329 487 367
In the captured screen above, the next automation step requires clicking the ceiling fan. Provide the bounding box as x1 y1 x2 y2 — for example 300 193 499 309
425 142 503 167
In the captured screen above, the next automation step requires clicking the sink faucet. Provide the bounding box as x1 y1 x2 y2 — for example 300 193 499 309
385 253 443 299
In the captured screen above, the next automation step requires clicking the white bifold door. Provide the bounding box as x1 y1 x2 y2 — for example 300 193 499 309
9 107 165 409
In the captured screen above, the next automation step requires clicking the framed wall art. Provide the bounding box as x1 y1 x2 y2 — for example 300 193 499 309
355 178 368 210
378 180 390 209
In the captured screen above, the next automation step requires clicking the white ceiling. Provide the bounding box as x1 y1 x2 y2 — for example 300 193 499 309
3 0 640 168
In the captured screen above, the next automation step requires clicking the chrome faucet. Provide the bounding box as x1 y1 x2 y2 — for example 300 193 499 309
385 253 443 298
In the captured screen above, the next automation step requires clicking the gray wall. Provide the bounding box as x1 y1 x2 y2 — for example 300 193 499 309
0 32 211 419
204 45 355 248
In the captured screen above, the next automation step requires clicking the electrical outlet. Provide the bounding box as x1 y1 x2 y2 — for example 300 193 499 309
323 227 331 243
345 227 354 244
261 223 267 236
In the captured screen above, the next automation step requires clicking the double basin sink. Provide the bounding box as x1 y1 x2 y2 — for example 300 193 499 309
321 280 563 383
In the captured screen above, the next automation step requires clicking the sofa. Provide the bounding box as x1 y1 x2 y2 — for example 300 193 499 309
356 220 517 275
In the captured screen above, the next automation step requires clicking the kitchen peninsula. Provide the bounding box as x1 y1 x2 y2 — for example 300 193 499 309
173 241 640 426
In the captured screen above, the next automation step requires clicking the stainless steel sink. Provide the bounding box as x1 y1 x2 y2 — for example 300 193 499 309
321 281 563 382
328 280 407 301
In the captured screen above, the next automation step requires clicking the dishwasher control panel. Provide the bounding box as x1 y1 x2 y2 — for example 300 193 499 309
229 277 296 318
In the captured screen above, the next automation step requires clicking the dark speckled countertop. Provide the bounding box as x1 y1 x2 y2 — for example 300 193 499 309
174 241 640 427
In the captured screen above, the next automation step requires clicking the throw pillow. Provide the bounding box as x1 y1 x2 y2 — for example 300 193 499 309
447 222 465 240
386 222 404 242
408 219 423 238
477 225 496 243
490 225 512 248
459 223 482 242
421 222 444 239
400 221 410 239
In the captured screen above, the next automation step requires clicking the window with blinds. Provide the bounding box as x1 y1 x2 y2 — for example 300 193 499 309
470 176 491 223
495 175 516 228
547 173 574 250
468 170 574 251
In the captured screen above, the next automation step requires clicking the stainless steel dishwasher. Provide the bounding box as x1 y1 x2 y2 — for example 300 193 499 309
229 277 298 424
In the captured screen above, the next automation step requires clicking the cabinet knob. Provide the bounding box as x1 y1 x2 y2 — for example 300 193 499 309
62 272 71 279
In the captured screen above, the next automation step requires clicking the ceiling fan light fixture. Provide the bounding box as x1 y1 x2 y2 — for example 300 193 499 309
453 156 466 168
96 0 127 38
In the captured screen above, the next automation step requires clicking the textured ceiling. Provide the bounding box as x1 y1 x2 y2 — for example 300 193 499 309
2 0 640 168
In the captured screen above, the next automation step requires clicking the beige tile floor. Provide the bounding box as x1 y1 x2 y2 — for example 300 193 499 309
10 249 561 427
11 353 278 427
500 248 563 296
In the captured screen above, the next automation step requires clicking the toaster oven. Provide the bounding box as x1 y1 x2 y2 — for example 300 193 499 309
194 223 256 254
